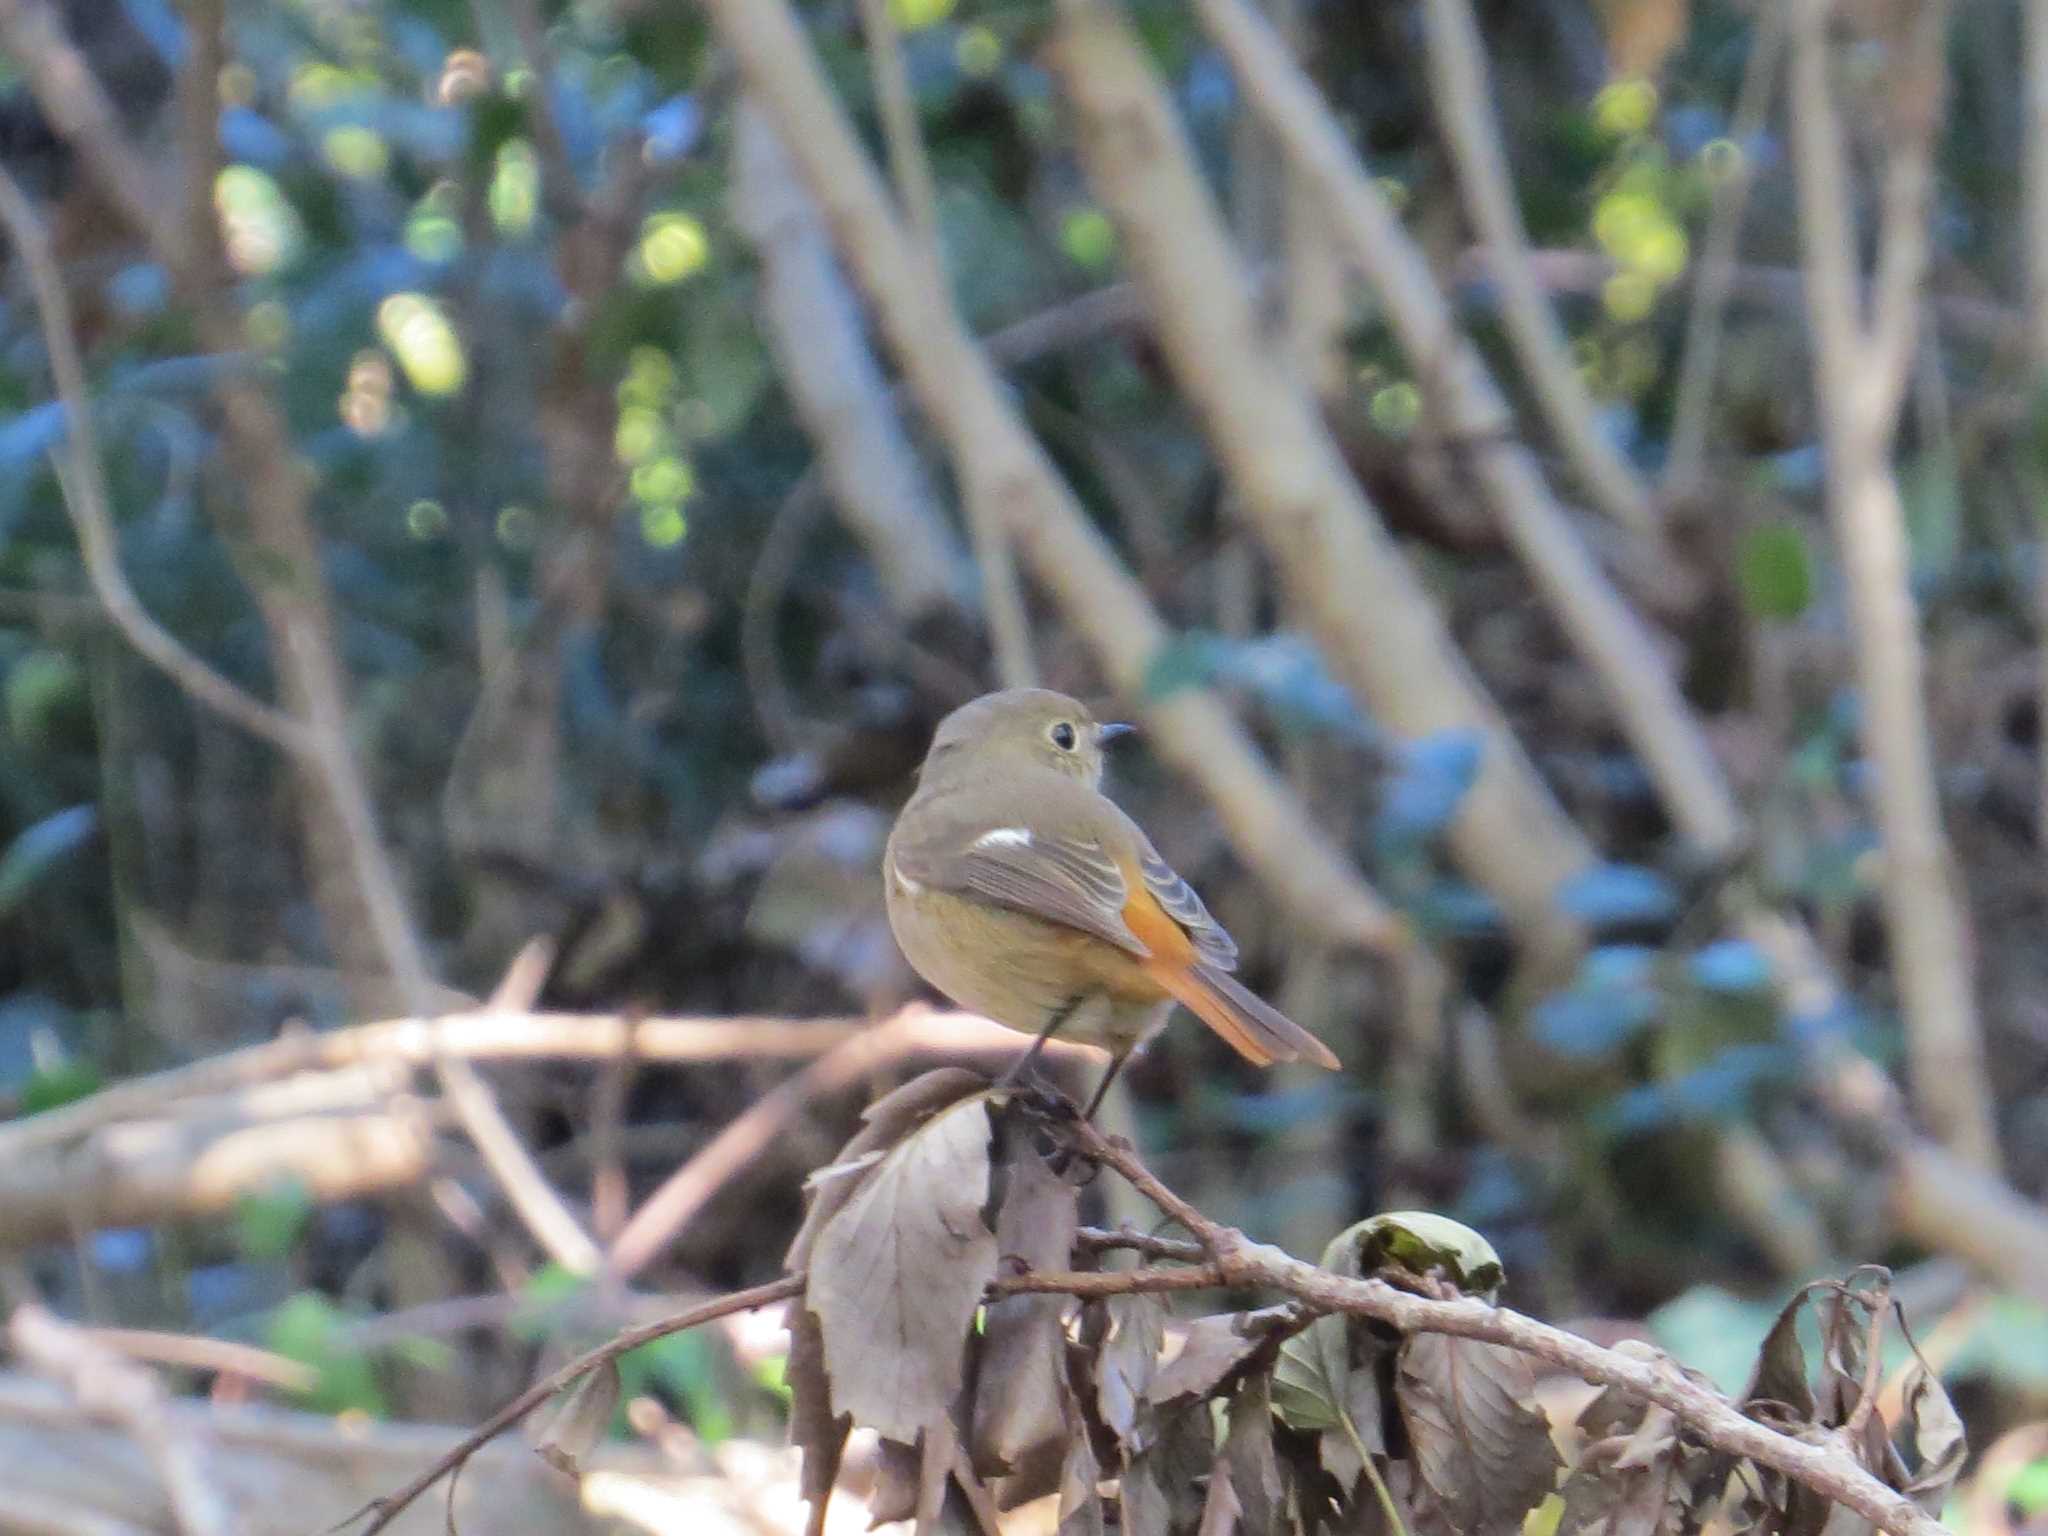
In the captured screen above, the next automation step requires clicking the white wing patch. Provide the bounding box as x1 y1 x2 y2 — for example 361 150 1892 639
970 827 1034 851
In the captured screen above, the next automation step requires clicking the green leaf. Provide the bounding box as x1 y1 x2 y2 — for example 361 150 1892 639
19 1058 101 1114
265 1292 386 1417
1349 1211 1505 1298
235 1178 314 1261
1736 522 1814 621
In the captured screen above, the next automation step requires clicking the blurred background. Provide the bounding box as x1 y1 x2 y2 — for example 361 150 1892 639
3 0 2048 1528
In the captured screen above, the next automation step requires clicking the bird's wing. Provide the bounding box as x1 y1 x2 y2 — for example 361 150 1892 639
892 787 1242 970
892 817 1147 956
1132 831 1239 971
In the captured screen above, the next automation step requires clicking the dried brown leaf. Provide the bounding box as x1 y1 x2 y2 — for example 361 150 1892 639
1742 1287 1816 1424
970 1115 1082 1476
808 1093 1000 1444
1224 1376 1284 1536
784 1302 848 1536
1197 1454 1242 1536
530 1358 621 1479
1057 1376 1108 1536
787 1067 991 1270
1398 1332 1561 1536
1148 1313 1271 1409
1097 1293 1167 1445
1122 1398 1215 1536
1894 1361 1965 1513
1556 1398 1699 1536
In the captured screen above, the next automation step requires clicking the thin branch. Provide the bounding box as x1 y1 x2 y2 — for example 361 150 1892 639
0 163 309 754
682 0 1405 955
1663 9 1786 494
1061 1119 1946 1536
1196 0 1744 860
1787 0 1997 1172
348 1276 807 1536
365 1121 1949 1536
1861 3 1949 441
1417 0 1658 535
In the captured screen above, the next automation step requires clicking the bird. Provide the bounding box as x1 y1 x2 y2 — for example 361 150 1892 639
882 687 1340 1116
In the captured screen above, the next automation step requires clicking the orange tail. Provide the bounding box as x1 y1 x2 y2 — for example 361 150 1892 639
1146 960 1341 1071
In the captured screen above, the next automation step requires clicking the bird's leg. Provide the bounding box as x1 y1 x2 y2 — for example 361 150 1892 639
1081 1049 1130 1122
996 995 1082 1099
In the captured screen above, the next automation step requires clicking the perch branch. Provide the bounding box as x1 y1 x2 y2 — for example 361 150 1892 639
686 0 1404 955
361 1123 1947 1536
1786 0 1996 1172
1197 0 1743 860
1417 0 1658 535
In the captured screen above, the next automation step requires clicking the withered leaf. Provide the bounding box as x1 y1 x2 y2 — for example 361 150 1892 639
1058 1378 1107 1536
1196 1453 1241 1536
787 1067 991 1271
1123 1397 1216 1536
1098 1293 1167 1445
1741 1287 1815 1424
1814 1283 1880 1426
530 1358 621 1479
784 1302 848 1536
808 1093 1000 1445
1224 1375 1284 1536
1556 1397 1697 1536
1147 1313 1272 1408
1397 1331 1561 1536
1893 1361 1965 1513
970 1113 1081 1477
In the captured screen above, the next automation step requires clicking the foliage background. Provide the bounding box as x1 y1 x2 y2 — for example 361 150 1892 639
4 0 2048 1527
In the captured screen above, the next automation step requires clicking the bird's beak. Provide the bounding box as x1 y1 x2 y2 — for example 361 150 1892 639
1096 721 1136 745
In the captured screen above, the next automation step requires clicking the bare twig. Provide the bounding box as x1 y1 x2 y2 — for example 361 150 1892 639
1786 0 1996 1172
1060 1120 1945 1536
350 1276 807 1536
1663 9 1786 494
1417 0 1658 535
10 1304 243 1536
681 0 1406 955
1197 0 1743 861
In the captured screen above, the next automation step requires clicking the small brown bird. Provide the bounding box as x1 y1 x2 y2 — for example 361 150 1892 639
884 688 1340 1114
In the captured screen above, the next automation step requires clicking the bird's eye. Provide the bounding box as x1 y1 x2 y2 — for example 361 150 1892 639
1050 722 1077 751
